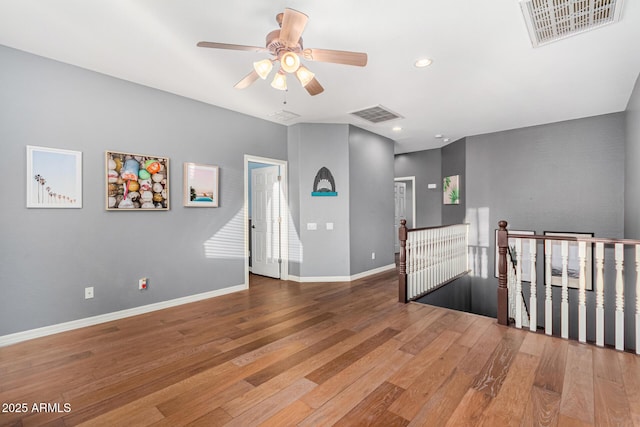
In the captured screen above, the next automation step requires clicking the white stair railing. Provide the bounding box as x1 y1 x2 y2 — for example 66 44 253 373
398 221 469 302
498 220 640 354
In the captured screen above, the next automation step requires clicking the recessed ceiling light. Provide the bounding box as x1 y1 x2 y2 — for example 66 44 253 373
443 138 450 143
415 58 433 68
434 134 443 138
392 126 402 132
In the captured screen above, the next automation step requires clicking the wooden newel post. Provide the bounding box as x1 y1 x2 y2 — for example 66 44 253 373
398 219 408 303
497 220 509 325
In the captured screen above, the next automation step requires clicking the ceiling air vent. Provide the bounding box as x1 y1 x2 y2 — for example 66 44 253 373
267 110 300 122
350 105 403 124
519 0 624 47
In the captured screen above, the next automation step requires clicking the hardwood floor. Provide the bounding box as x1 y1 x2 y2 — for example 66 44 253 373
1 270 639 426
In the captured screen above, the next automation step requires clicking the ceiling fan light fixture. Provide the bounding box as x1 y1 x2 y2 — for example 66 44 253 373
271 71 287 90
295 66 315 87
280 51 301 73
253 59 273 79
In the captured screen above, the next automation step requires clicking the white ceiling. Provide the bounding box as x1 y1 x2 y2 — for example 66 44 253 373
1 1 639 153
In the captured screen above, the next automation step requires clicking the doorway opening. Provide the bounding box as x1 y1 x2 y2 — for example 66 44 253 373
244 155 288 287
394 176 416 253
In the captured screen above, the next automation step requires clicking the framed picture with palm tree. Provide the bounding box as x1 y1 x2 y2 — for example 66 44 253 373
443 175 460 205
26 145 82 208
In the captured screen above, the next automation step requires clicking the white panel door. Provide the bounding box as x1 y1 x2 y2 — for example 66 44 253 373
251 165 281 278
394 182 407 253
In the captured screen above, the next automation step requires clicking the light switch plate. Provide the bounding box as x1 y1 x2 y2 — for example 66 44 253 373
307 223 317 230
326 222 334 230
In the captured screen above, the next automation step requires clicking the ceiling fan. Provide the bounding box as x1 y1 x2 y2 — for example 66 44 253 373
197 8 367 96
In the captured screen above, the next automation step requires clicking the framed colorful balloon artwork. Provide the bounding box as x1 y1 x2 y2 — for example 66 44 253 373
105 151 169 210
183 163 219 207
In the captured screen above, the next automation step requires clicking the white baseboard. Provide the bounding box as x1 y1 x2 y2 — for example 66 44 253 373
288 263 396 283
0 283 248 347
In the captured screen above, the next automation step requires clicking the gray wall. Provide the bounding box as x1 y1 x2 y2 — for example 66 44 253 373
287 127 302 277
466 113 625 344
0 46 287 336
625 74 640 239
394 148 442 227
623 73 640 350
348 126 395 275
441 137 466 225
287 124 351 278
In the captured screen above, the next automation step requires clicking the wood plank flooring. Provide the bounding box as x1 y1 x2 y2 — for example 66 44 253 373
1 270 639 426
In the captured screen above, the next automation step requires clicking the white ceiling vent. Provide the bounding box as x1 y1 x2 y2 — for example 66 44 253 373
267 110 300 122
519 0 624 47
350 105 404 124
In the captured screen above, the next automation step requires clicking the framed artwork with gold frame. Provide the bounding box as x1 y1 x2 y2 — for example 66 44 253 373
105 151 169 210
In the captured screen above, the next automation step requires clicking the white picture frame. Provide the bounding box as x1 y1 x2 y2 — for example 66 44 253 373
26 145 82 208
183 163 219 207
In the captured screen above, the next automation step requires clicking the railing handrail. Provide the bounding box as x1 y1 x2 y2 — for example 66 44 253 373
505 232 640 246
405 223 470 234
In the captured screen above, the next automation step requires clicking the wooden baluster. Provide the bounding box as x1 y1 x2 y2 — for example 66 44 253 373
408 233 412 296
416 230 429 295
455 226 460 276
421 229 427 293
615 243 624 351
436 229 440 285
444 228 448 282
411 231 416 298
561 240 569 339
529 239 537 332
425 229 430 293
545 240 553 335
508 254 515 320
636 245 640 355
415 230 421 296
497 221 509 326
398 219 407 303
515 238 523 329
595 242 605 346
431 229 437 291
435 228 440 287
578 241 587 343
447 227 452 281
465 224 470 273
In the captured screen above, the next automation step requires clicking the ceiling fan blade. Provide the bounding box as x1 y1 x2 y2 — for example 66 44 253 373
197 41 268 53
305 77 324 96
302 48 367 67
234 70 260 89
279 8 308 48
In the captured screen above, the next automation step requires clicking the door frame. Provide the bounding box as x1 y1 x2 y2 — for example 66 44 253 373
394 176 416 228
244 155 289 286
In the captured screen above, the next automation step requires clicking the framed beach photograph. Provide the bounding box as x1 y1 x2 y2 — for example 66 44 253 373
544 231 593 290
494 230 535 282
26 145 82 208
183 163 219 207
106 151 169 210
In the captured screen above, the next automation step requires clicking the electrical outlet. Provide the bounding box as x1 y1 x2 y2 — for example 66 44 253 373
85 286 94 299
139 278 148 290
371 252 376 260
